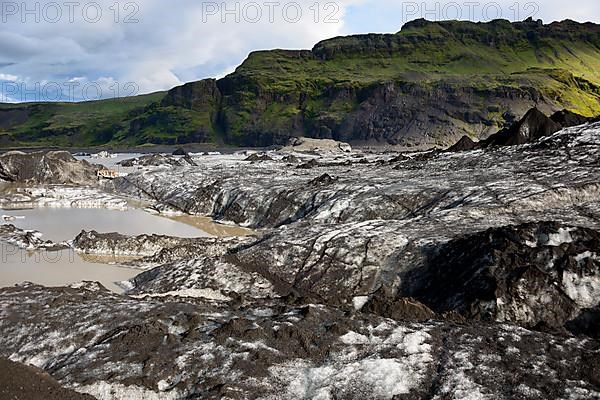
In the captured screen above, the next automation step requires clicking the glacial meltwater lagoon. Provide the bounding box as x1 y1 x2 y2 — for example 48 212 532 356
0 207 216 292
1 207 210 242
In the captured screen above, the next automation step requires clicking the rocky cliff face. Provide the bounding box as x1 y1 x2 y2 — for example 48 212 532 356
142 18 600 148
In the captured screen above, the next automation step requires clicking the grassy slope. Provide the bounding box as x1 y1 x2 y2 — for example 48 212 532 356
0 92 166 148
1 18 599 147
220 19 600 142
231 22 600 88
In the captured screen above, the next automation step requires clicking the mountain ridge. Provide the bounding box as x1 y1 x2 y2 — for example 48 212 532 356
1 17 600 148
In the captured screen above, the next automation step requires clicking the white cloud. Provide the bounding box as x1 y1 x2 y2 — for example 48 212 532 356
0 0 356 99
0 73 18 82
0 0 597 101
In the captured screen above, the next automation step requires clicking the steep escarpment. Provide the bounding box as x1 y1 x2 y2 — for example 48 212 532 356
126 79 223 145
1 18 600 148
0 93 166 148
203 18 600 147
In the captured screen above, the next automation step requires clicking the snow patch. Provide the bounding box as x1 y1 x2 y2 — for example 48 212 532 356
547 228 574 246
526 228 575 248
339 331 371 345
157 375 181 392
352 296 370 311
562 386 600 400
437 370 488 400
562 271 600 308
76 382 182 400
384 327 432 354
267 358 425 400
575 251 599 263
131 288 231 301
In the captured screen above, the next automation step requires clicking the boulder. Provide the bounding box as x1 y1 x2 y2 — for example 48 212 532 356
447 135 478 152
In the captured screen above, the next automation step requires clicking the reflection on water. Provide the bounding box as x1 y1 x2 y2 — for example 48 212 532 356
0 245 139 293
0 198 255 293
1 207 210 243
79 253 141 264
169 214 254 237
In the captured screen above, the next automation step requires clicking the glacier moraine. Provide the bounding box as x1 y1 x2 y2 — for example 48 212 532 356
0 122 599 399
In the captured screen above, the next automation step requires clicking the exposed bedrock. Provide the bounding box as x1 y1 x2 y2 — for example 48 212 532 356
0 283 598 400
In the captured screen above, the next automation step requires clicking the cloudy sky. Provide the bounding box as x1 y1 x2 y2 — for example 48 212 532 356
1 0 599 102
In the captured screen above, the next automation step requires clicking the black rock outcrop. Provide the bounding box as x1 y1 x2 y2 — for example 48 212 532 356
404 222 600 335
447 135 477 152
172 147 188 156
483 107 562 146
449 107 598 151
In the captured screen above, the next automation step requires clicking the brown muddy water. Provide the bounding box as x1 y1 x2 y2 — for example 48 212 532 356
0 207 252 292
0 247 139 293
